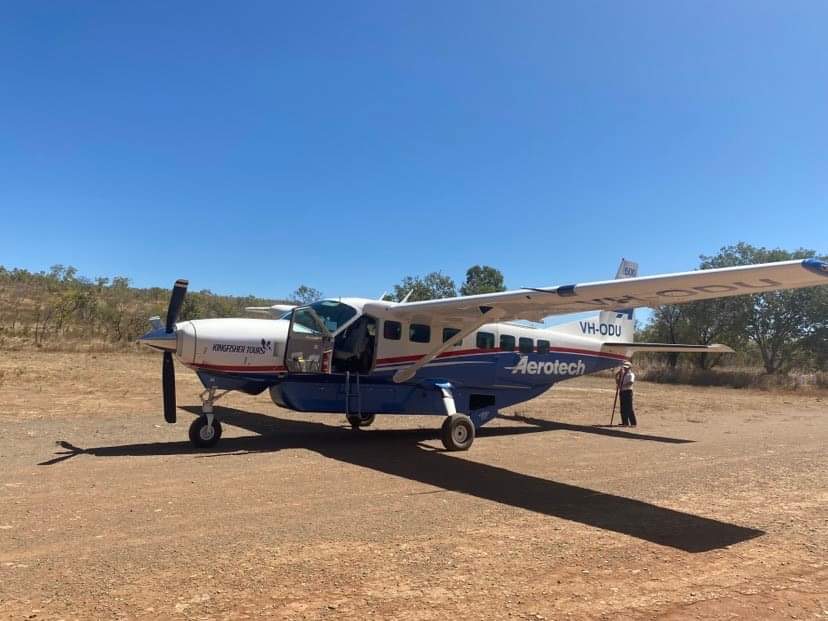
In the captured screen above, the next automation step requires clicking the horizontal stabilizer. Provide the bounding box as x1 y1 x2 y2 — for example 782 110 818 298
601 342 735 354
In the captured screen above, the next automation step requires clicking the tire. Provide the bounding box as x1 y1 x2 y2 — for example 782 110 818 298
347 413 375 429
440 414 475 451
189 415 222 448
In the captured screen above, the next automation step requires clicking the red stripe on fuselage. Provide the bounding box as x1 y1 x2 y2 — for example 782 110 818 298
374 346 627 366
189 347 626 375
188 362 286 373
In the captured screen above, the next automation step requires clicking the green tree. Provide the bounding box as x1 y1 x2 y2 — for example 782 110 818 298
699 243 822 373
460 265 506 296
644 243 827 373
292 285 323 305
390 272 457 302
638 305 689 368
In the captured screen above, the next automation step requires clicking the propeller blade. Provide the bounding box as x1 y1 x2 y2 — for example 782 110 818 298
162 351 176 423
165 279 189 333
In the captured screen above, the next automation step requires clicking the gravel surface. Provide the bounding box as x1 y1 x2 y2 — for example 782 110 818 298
1 352 826 619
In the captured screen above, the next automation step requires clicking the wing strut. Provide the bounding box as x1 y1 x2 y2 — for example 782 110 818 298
392 307 503 383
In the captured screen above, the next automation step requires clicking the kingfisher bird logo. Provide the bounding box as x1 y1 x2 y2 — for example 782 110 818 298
261 338 272 351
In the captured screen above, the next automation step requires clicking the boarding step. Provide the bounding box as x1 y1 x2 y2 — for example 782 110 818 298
344 371 362 417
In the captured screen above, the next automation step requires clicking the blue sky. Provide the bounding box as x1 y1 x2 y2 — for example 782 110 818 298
1 1 826 301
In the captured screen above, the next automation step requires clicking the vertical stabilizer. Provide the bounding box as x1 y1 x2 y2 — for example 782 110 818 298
549 258 638 342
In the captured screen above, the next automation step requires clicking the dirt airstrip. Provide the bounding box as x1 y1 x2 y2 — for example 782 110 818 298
1 351 827 620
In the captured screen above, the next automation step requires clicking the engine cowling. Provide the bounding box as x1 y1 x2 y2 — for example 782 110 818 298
175 318 290 371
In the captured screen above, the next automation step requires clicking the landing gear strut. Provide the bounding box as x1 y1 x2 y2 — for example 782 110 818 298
189 387 229 449
435 383 475 451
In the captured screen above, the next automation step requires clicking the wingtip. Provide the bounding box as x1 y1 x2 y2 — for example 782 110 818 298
802 258 828 277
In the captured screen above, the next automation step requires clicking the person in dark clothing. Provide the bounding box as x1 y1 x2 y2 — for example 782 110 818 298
615 361 637 427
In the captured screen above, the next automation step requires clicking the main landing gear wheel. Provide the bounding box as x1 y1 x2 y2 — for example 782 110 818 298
189 415 223 448
347 413 376 429
441 414 475 451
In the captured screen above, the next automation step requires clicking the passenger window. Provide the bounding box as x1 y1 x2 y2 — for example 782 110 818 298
409 323 431 343
442 327 462 347
476 331 495 349
500 334 516 351
519 337 534 354
537 339 550 354
384 320 401 340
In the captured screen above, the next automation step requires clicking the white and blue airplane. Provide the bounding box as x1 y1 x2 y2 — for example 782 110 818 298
139 258 828 451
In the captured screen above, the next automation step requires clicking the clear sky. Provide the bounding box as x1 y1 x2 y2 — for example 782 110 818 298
1 1 826 300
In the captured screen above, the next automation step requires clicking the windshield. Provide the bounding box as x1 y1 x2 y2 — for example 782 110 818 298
310 300 357 334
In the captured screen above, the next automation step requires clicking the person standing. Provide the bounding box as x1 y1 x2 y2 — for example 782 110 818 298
615 362 637 427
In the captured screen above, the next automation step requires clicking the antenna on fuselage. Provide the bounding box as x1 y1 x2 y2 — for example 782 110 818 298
400 290 413 303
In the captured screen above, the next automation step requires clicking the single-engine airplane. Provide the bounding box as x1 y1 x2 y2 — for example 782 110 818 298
138 258 828 451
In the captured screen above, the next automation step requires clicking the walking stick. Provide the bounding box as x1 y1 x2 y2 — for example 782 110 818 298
610 383 621 427
609 368 623 426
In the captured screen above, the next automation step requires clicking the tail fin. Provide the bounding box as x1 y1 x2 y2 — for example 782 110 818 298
549 258 638 342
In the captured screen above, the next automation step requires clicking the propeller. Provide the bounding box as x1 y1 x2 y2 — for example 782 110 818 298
162 279 188 423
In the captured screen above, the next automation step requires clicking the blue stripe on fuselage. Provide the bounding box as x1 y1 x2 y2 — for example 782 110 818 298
193 350 625 413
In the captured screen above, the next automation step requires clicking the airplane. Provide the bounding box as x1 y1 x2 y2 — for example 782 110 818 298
138 257 828 451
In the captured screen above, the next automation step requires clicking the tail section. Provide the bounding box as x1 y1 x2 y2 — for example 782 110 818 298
549 258 737 359
549 258 638 343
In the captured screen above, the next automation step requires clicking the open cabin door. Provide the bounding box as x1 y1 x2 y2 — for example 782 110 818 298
284 307 332 374
332 315 377 373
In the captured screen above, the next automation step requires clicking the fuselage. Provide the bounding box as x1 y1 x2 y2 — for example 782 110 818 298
163 298 627 420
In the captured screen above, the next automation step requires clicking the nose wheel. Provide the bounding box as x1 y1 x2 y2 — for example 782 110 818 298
347 413 375 429
189 415 222 448
187 387 229 449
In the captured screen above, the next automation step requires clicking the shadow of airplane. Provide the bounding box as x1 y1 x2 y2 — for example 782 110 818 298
39 405 760 553
498 413 695 444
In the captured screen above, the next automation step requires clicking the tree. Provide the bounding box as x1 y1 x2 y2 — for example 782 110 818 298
389 272 457 302
460 265 506 296
292 285 323 305
676 297 749 369
638 305 687 368
641 242 828 373
802 285 828 370
699 243 821 373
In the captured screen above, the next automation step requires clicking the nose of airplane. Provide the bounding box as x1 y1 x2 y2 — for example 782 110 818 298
137 325 177 351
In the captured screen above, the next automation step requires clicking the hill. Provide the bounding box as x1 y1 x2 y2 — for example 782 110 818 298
0 265 288 351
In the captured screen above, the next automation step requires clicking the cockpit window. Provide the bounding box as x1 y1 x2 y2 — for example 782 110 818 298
309 300 357 334
291 307 327 335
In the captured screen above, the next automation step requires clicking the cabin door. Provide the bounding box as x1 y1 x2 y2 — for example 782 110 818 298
332 315 377 374
284 307 333 373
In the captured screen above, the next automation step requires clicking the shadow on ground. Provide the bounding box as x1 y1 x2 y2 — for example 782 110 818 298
40 405 761 553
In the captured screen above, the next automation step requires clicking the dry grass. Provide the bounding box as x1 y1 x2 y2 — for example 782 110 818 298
0 335 144 353
634 362 828 392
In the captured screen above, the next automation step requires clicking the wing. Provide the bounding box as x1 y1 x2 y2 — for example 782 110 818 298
366 259 828 324
245 304 297 318
362 258 827 383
